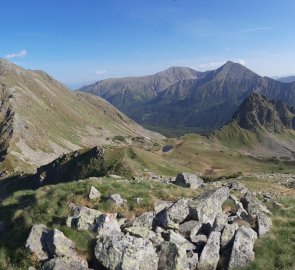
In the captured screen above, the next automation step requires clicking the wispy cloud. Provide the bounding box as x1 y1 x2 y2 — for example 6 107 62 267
5 49 28 59
96 69 107 76
236 27 272 33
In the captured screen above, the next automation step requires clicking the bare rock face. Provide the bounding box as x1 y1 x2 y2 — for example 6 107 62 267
198 231 221 270
155 198 190 229
66 205 102 231
174 172 205 189
94 232 158 270
88 186 101 200
157 241 190 270
228 226 258 269
189 187 230 225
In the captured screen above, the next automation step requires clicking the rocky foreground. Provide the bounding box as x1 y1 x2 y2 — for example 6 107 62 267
25 173 274 270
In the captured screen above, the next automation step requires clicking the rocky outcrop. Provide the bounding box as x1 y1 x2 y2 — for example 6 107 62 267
228 226 258 269
174 172 205 189
188 187 230 225
66 205 102 231
94 232 158 270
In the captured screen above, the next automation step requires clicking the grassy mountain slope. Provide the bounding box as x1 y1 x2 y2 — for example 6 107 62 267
0 59 162 173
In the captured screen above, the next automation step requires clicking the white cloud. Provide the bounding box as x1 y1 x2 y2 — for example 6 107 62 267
5 49 28 59
236 27 271 33
238 59 246 65
95 69 107 76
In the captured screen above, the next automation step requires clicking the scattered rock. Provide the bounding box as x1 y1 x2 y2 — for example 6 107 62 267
95 232 158 270
190 234 207 250
189 187 230 225
155 198 190 229
66 205 102 231
227 181 249 193
125 226 156 239
88 186 101 200
256 212 272 237
127 211 155 229
134 197 143 204
96 213 121 235
187 250 198 270
198 231 221 270
107 193 126 205
157 241 189 270
174 172 205 189
228 226 257 269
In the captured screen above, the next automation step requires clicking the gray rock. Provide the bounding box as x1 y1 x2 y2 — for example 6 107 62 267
227 181 249 193
41 257 89 270
25 224 50 261
179 220 202 238
221 223 238 249
187 250 198 270
94 232 158 270
241 192 271 220
190 234 207 250
158 241 189 270
154 200 173 214
66 205 102 231
189 187 230 225
96 213 121 235
228 226 258 269
46 229 77 258
88 186 101 200
126 211 155 229
198 231 221 270
256 212 272 237
174 172 205 189
163 230 196 251
125 226 156 240
107 193 126 205
134 197 143 204
155 198 190 229
212 212 228 232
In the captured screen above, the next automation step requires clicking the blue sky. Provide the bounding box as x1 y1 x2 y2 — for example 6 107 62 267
1 0 295 87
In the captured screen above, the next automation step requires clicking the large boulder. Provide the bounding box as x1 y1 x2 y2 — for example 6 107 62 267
228 226 258 269
94 232 158 270
125 226 156 240
256 212 272 237
189 187 230 225
154 200 174 214
220 223 238 249
157 241 189 270
107 194 126 205
96 213 121 235
41 257 88 270
155 198 190 229
174 172 205 189
25 224 50 261
88 186 101 200
125 212 155 229
212 212 228 232
198 231 221 270
66 205 102 231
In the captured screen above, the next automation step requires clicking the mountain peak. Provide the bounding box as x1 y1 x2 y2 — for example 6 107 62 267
233 92 295 133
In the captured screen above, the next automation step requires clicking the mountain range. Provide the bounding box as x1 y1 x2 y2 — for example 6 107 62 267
80 61 295 135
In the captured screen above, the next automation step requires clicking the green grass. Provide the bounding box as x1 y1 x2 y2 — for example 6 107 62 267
0 177 201 269
243 197 295 270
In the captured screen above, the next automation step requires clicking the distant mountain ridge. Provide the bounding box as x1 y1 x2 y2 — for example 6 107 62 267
79 61 295 136
0 59 162 173
276 75 295 83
